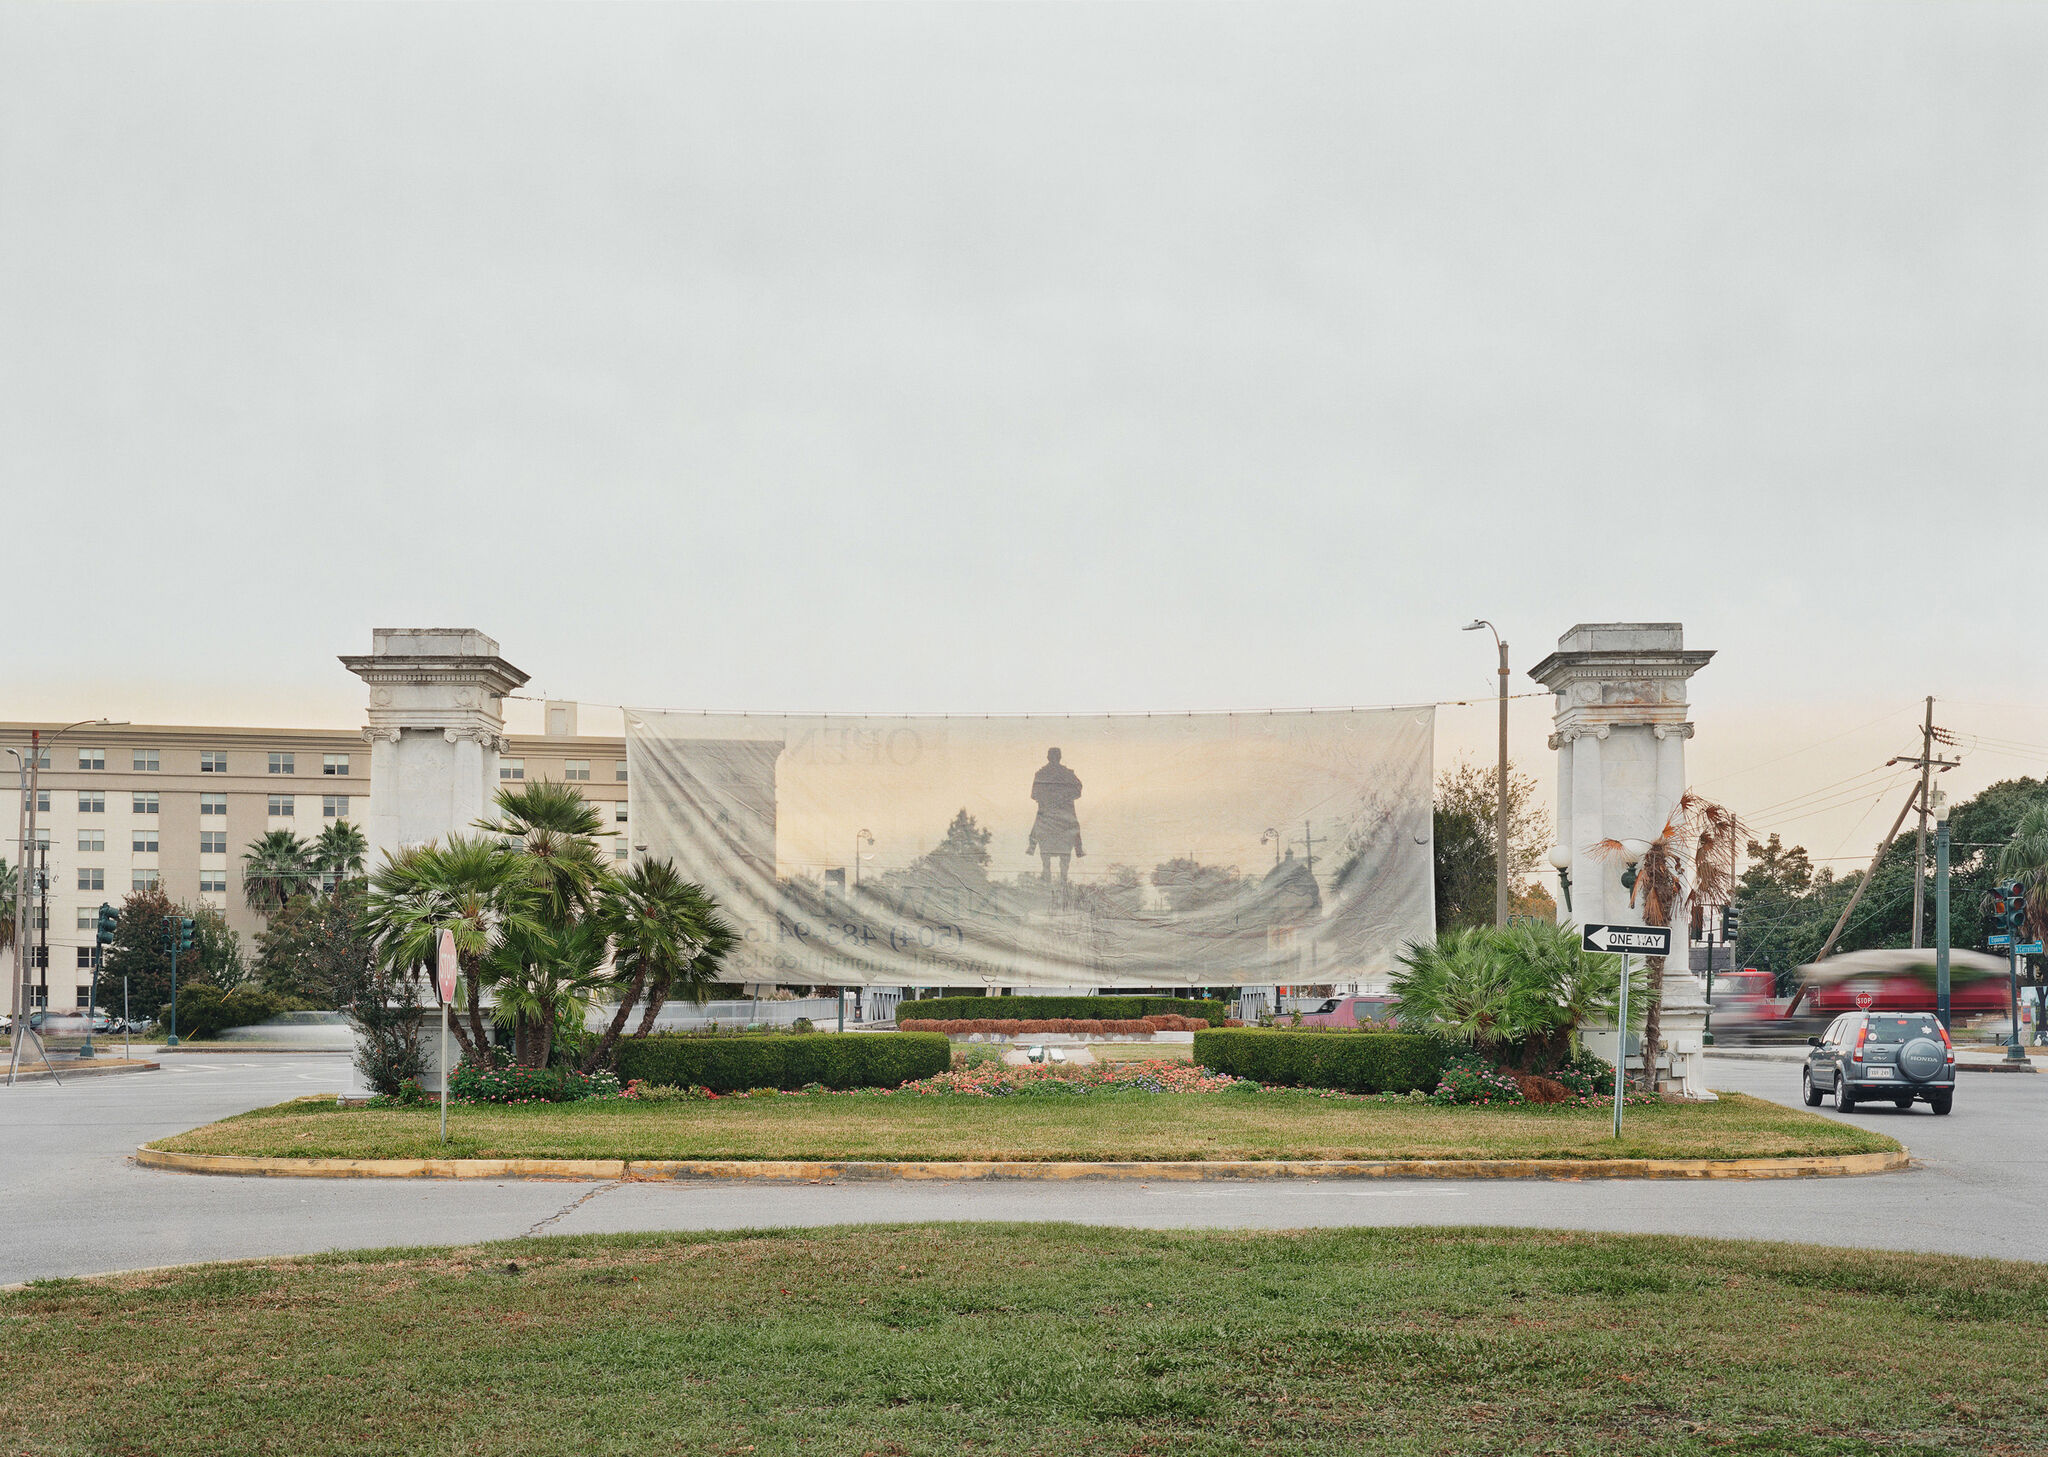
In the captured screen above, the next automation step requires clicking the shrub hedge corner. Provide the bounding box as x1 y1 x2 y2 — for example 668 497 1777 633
615 1032 951 1093
1193 1029 1445 1093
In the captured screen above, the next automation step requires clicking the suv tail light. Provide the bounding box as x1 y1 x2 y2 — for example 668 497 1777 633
1852 1023 1869 1063
1938 1021 1956 1064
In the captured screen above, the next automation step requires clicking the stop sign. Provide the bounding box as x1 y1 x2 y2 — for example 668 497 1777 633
1855 989 1873 1010
437 929 459 1005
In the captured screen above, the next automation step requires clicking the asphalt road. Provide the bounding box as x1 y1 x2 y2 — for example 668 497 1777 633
2 1051 2043 1285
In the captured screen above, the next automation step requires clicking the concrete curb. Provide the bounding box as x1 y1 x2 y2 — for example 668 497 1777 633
134 1145 1909 1183
6 1059 160 1082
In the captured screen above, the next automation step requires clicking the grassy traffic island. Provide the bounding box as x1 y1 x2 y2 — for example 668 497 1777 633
5 1225 2041 1455
151 1087 1896 1165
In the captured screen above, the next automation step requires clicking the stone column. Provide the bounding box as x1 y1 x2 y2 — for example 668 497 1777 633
1531 624 1715 1097
339 630 530 870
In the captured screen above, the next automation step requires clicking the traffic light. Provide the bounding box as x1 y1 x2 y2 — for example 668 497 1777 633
2011 883 2030 934
95 902 118 946
176 916 196 957
1723 904 1742 940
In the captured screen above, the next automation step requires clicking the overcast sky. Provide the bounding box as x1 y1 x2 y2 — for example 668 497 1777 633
4 1 2045 871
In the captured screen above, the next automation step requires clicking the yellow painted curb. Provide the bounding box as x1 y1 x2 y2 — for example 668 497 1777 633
135 1145 1909 1182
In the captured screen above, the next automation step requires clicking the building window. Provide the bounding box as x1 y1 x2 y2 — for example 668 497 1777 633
323 794 349 819
132 791 159 816
77 867 104 892
613 841 629 861
133 829 159 854
614 802 628 824
499 758 524 780
29 947 48 972
268 752 295 775
615 761 628 782
78 790 104 814
133 868 160 891
200 830 227 855
200 751 228 773
268 794 294 817
320 871 339 893
78 747 105 771
564 760 590 781
323 754 350 776
77 946 102 970
200 793 227 816
78 829 105 852
76 908 95 931
199 869 228 895
33 825 49 847
24 788 50 813
75 984 93 1008
133 748 159 771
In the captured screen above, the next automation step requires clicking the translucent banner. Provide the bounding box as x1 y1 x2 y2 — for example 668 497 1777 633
625 706 1435 989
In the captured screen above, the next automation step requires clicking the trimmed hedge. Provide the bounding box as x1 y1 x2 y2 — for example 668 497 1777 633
157 985 293 1041
905 995 1229 1026
1193 1029 1446 1093
615 1032 951 1093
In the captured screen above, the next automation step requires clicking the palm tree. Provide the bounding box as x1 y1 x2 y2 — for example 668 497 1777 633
1996 802 2048 946
1597 792 1742 1090
366 835 537 1065
583 859 736 1072
471 781 614 1066
0 857 18 969
313 820 370 882
242 830 317 915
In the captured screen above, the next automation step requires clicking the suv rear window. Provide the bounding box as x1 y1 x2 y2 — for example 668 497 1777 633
1862 1015 1940 1044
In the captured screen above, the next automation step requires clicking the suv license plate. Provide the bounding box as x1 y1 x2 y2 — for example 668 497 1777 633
1862 1067 1893 1079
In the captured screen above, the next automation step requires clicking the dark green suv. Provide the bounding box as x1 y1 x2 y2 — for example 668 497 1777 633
1803 1010 1954 1114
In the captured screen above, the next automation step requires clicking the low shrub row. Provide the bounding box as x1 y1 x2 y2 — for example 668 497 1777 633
449 1064 623 1103
157 985 299 1040
1192 1029 1446 1094
899 1015 1209 1035
904 995 1228 1026
616 1032 952 1093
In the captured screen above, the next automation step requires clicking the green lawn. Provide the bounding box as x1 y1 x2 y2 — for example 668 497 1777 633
3 1225 2040 1456
151 1090 1898 1164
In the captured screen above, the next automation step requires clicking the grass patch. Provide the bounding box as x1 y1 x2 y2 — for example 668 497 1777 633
150 1090 1898 1163
2 1224 2041 1456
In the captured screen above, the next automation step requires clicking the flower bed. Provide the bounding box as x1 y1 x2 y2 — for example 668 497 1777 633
448 1064 623 1104
623 1057 1242 1101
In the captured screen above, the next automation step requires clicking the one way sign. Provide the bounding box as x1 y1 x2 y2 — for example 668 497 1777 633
1581 923 1673 956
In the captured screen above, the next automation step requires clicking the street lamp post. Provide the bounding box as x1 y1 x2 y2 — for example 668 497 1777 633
1934 792 1952 1030
8 719 125 1086
853 829 874 890
1463 621 1510 926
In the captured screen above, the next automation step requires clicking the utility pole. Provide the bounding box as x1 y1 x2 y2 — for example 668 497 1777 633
1886 700 1958 950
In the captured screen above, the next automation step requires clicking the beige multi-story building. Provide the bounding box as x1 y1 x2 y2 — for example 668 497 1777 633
4 711 630 1012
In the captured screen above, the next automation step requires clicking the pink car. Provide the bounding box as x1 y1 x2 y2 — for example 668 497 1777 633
1296 994 1401 1028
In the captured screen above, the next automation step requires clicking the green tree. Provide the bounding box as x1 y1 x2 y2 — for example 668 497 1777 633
477 780 615 1067
1995 799 2048 946
583 859 735 1072
242 829 317 914
98 887 206 1021
1435 757 1553 888
255 883 374 1005
189 904 250 989
0 858 17 961
313 820 370 881
1390 920 1640 1071
366 834 535 1067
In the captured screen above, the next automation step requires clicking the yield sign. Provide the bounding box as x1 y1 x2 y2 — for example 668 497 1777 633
1580 923 1674 956
437 929 459 1006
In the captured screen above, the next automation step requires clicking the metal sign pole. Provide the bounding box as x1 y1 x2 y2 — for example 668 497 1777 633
1613 952 1629 1139
440 995 450 1144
